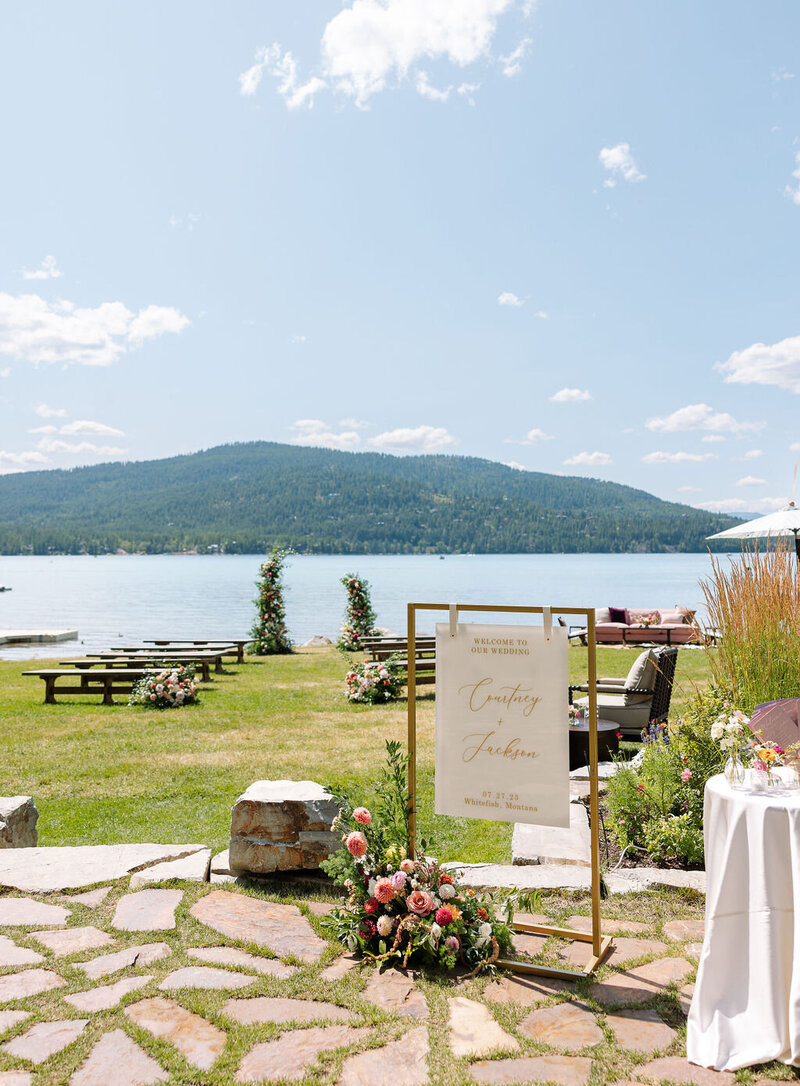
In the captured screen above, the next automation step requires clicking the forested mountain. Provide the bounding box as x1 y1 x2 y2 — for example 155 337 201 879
0 441 739 555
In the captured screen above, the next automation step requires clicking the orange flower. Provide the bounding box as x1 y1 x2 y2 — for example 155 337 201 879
448 905 463 921
477 907 488 921
439 873 453 885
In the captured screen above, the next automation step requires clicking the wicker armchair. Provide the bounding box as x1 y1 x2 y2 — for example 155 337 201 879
570 646 678 738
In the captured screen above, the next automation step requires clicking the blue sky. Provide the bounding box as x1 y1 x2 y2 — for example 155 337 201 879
1 0 799 514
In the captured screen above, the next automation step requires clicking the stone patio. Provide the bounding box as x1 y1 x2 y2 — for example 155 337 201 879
0 870 784 1084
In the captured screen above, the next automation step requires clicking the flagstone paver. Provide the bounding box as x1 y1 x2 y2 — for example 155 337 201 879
606 1008 678 1054
510 930 548 957
223 995 355 1025
129 848 211 889
484 973 571 1006
363 968 429 1019
31 925 113 956
663 919 705 942
305 901 336 917
679 983 695 1016
187 945 298 977
69 1028 168 1085
158 965 255 991
0 898 69 927
0 969 65 1002
2 1018 88 1064
566 915 650 935
65 974 154 1012
470 1054 593 1085
321 954 361 981
112 888 183 931
638 1057 735 1086
685 942 704 958
590 957 694 1007
339 1025 429 1086
62 886 112 908
0 843 206 894
126 996 227 1071
518 1001 604 1050
191 890 327 962
0 1011 30 1036
448 996 519 1058
0 1073 33 1085
0 935 43 968
235 1025 372 1083
559 936 668 971
75 942 172 980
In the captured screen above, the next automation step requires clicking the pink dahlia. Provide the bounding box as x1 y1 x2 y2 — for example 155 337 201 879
374 878 395 904
346 831 368 858
444 935 460 951
399 858 416 874
391 870 407 891
435 906 454 926
353 807 372 826
406 890 435 917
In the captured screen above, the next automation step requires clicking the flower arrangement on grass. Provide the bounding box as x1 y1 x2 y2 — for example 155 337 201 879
322 742 515 972
337 574 379 652
250 548 293 655
129 665 198 709
344 656 403 704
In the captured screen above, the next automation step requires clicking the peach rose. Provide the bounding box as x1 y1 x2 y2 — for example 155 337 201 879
406 890 435 917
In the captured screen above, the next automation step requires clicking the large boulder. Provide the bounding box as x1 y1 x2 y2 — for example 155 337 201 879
0 796 38 848
229 781 340 875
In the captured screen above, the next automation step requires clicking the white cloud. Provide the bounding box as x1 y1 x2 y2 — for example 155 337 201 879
786 152 800 205
791 441 800 452
599 142 646 184
290 419 361 450
340 417 369 428
415 71 451 101
35 402 67 418
717 334 800 394
646 403 763 434
168 212 200 232
28 425 57 434
550 387 591 402
241 0 515 110
498 291 523 307
0 367 9 378
35 437 127 457
701 434 726 443
499 37 531 77
733 448 764 461
21 255 63 281
0 293 189 367
696 496 787 513
772 67 795 82
369 425 457 453
456 81 480 105
60 420 124 437
533 309 548 319
563 451 612 467
642 451 718 463
736 475 767 487
503 460 526 471
290 334 307 344
677 486 702 493
521 427 553 444
0 450 49 467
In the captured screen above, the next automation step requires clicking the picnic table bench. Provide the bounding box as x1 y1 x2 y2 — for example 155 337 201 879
142 638 252 664
24 667 153 705
361 636 437 686
62 654 217 682
116 648 228 673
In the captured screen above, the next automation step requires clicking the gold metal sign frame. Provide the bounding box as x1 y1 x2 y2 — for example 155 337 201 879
406 602 613 980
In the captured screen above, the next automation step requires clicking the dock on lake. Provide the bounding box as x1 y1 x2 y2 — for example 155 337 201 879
0 629 78 646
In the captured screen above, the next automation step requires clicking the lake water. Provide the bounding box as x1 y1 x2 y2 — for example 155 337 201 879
0 553 724 660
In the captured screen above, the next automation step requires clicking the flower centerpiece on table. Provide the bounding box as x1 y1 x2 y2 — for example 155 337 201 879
344 656 403 704
129 664 198 709
322 741 516 972
638 612 660 628
711 707 786 786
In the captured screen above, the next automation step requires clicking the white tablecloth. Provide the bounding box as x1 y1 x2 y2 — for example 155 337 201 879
687 770 800 1070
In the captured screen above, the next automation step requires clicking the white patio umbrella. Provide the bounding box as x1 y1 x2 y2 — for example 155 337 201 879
706 467 800 562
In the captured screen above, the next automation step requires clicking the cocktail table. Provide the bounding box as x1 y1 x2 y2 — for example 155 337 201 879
568 719 619 769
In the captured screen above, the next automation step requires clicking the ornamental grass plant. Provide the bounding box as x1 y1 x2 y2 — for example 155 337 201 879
701 541 800 712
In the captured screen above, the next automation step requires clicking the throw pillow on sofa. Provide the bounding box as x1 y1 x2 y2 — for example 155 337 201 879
608 606 627 624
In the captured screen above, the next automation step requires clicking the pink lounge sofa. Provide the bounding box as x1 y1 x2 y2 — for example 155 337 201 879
573 607 705 647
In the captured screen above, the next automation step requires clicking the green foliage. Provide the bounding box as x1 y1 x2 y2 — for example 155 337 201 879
0 440 740 554
337 573 379 651
249 548 292 654
643 812 705 865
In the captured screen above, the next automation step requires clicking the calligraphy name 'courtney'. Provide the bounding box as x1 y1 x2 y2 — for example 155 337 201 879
462 731 538 763
459 677 541 717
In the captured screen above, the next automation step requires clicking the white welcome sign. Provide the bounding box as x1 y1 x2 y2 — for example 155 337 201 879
434 622 570 828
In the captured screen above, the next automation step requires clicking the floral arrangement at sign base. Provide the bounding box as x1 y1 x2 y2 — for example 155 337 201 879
129 664 199 709
250 548 293 655
322 741 516 973
344 655 403 704
337 573 379 652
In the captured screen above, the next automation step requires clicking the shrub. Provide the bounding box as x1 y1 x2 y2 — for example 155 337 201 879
338 573 379 652
250 548 293 655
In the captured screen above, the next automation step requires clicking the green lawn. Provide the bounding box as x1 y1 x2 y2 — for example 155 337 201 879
0 645 714 862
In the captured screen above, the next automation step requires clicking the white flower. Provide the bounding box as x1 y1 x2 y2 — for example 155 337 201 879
710 722 725 740
439 883 455 899
478 922 492 938
377 915 393 937
368 879 377 897
430 923 442 940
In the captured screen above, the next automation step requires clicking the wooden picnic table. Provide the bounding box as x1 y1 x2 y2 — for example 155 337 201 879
361 636 437 686
24 667 152 705
142 638 252 664
62 655 216 682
